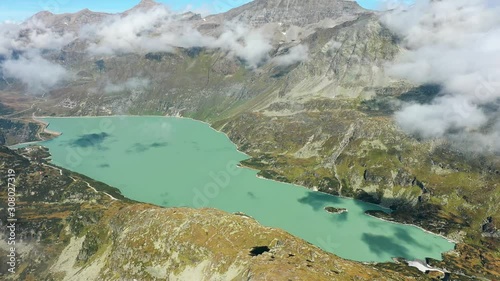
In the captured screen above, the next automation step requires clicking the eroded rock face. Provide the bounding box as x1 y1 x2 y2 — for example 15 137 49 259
393 169 416 187
482 217 500 238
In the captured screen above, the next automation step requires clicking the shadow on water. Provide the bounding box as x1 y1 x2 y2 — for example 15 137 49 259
297 191 342 211
126 141 169 153
160 192 169 206
361 233 410 258
351 196 389 212
151 142 169 148
68 132 111 151
330 211 349 225
367 220 382 229
335 212 348 221
247 192 257 199
190 141 200 151
393 226 432 251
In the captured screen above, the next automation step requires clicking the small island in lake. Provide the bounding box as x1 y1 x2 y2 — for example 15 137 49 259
324 206 347 214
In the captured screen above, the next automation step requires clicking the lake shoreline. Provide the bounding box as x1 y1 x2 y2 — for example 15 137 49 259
24 115 392 213
16 114 456 258
365 212 458 245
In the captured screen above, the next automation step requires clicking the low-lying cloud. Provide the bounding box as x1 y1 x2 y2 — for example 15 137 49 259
0 20 74 93
0 2 292 95
0 20 75 56
272 44 309 66
82 6 273 68
82 6 177 55
0 22 21 56
213 23 272 68
105 77 150 93
22 19 76 50
384 0 500 153
2 52 69 94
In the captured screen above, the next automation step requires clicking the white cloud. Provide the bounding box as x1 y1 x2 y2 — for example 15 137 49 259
394 95 488 138
105 77 150 93
2 52 69 94
82 7 273 68
0 4 273 97
82 6 218 55
211 23 272 68
272 44 309 67
82 6 177 55
0 20 75 56
22 19 76 50
0 20 74 93
384 0 500 152
0 22 21 56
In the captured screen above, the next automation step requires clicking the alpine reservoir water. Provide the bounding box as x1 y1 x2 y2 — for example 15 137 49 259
32 116 454 262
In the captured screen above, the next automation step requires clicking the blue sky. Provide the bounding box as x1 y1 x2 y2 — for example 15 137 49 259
0 0 413 22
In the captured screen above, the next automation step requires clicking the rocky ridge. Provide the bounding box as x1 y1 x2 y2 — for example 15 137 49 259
205 0 368 27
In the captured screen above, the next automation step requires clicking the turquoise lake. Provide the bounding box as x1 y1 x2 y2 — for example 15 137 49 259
33 116 454 262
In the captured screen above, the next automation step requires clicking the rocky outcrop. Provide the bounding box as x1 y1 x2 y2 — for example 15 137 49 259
482 217 500 238
393 169 416 187
76 231 100 263
363 169 385 183
324 206 347 214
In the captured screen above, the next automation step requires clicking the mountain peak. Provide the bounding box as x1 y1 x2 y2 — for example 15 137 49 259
25 8 110 33
136 0 159 9
124 0 161 14
29 10 54 21
76 8 93 14
211 0 368 27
